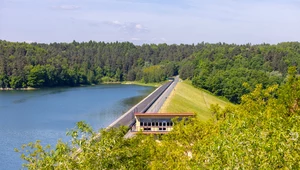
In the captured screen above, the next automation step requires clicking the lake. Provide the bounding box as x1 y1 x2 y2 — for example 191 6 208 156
0 84 155 169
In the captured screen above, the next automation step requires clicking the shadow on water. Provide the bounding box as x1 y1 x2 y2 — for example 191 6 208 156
12 89 67 104
13 98 28 104
122 95 146 106
10 85 155 104
46 89 66 95
122 87 155 107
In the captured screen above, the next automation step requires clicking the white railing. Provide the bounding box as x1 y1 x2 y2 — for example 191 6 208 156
131 126 173 132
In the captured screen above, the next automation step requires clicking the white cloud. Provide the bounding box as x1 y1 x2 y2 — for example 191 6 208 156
135 24 142 29
53 5 80 10
160 38 167 42
112 20 122 25
131 37 140 41
151 37 167 44
24 40 34 43
104 20 149 34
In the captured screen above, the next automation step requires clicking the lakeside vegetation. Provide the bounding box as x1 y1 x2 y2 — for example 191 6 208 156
2 41 300 105
121 81 162 87
159 80 231 121
16 67 300 169
0 40 192 89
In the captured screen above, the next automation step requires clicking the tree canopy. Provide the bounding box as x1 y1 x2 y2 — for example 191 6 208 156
1 40 300 104
0 40 199 88
188 42 300 103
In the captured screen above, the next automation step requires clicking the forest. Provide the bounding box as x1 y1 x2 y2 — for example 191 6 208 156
0 40 198 88
16 67 300 169
190 42 300 103
1 40 300 103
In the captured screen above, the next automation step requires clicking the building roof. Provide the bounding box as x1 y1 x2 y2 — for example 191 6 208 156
134 113 194 118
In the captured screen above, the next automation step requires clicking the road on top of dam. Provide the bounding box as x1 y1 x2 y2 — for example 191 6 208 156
146 76 179 113
122 76 179 138
107 76 179 129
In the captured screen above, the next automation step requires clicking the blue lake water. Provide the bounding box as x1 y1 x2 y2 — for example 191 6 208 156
0 84 154 169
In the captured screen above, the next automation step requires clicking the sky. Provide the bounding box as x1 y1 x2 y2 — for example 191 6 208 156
0 0 299 45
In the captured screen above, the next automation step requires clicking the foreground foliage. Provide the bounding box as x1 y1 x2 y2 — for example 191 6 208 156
17 67 300 169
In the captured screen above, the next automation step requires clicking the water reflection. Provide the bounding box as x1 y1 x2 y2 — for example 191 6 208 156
122 88 154 107
12 89 68 104
122 96 145 106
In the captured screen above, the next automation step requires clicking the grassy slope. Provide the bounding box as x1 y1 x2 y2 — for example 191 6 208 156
121 81 163 87
159 80 232 121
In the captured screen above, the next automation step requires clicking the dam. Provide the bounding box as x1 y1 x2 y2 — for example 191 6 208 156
107 76 179 129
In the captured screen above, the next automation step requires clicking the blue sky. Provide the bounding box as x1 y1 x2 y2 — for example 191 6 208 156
0 0 299 44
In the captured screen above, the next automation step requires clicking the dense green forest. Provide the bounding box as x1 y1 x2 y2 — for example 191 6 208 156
187 42 300 103
0 40 199 88
1 40 300 104
17 67 300 169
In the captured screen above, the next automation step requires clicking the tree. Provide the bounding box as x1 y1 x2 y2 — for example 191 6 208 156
27 65 46 87
179 61 195 80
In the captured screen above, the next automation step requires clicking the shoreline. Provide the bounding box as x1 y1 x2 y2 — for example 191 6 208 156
0 87 37 91
0 81 161 91
121 81 162 87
